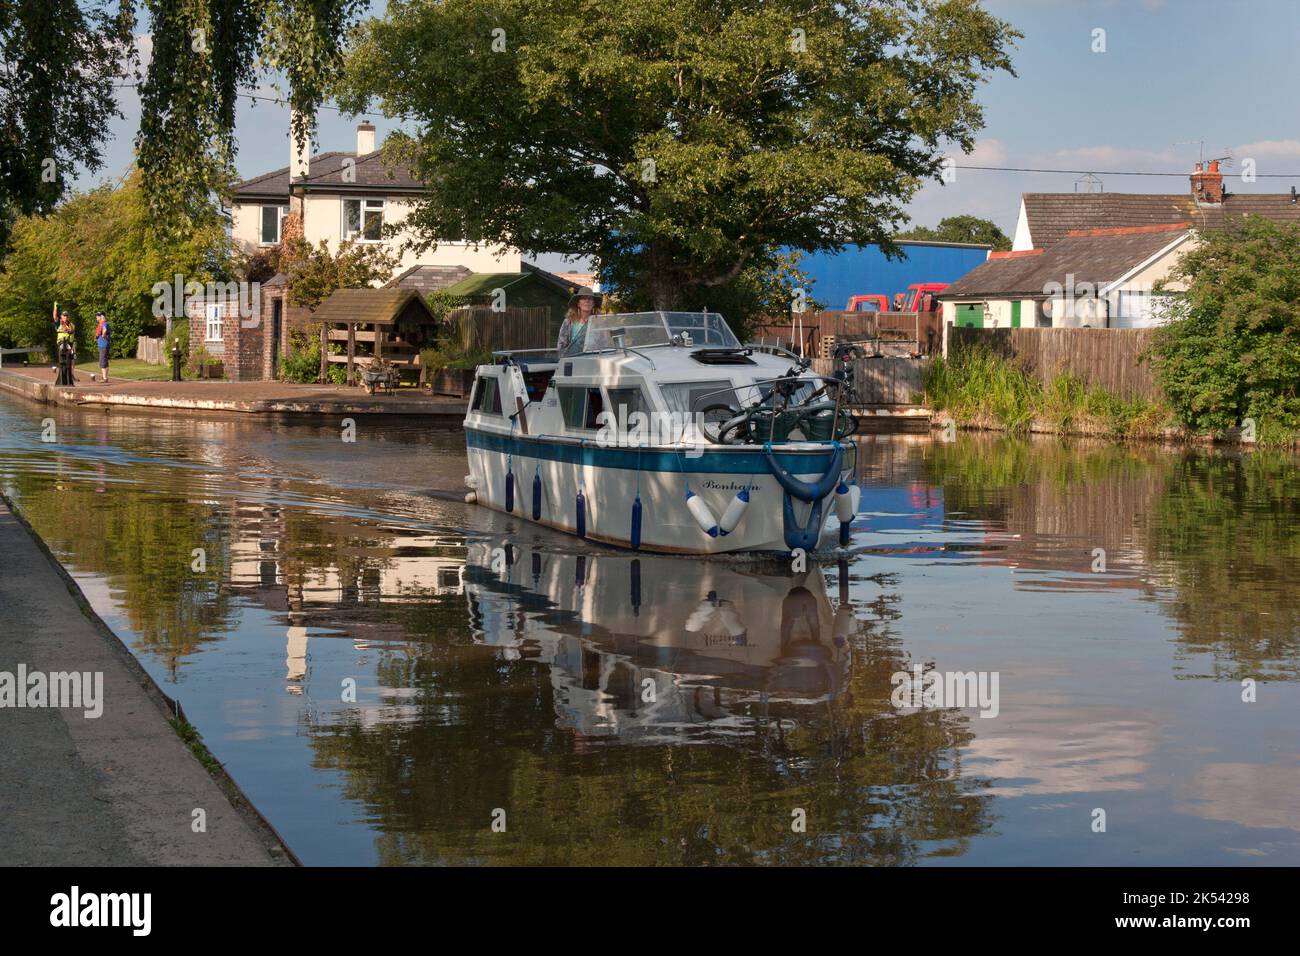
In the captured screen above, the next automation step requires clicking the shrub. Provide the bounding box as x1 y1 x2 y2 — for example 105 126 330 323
1148 216 1300 445
420 343 492 372
163 321 189 359
279 330 321 383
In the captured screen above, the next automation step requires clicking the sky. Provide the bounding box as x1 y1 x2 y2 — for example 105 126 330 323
86 0 1300 263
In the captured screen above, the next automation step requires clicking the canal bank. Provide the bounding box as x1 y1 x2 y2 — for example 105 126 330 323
0 492 293 866
0 366 467 423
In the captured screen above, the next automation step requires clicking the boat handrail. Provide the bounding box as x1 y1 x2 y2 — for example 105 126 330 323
745 342 807 363
492 348 559 359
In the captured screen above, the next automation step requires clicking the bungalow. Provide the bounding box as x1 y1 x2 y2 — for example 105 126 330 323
1011 160 1300 251
943 159 1300 330
940 224 1192 329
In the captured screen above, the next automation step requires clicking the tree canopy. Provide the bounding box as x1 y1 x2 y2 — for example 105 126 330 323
340 0 1018 310
0 170 229 355
1150 217 1300 443
133 0 365 236
0 0 129 252
899 214 1011 250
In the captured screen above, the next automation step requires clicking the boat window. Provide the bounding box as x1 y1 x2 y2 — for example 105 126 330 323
558 385 586 429
664 312 740 347
557 385 606 430
472 376 501 415
606 386 649 420
660 380 738 415
581 312 741 352
584 388 605 429
522 369 554 402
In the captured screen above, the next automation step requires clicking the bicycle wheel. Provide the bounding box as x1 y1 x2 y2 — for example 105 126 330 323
698 402 749 444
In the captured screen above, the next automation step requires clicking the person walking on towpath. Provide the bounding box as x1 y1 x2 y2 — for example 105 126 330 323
93 311 111 384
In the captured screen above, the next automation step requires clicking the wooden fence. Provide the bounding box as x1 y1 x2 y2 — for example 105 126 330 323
749 310 941 357
445 305 555 353
136 335 166 364
948 326 1161 402
812 356 930 406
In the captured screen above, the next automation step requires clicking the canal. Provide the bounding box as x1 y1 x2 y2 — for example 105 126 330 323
1 393 1298 865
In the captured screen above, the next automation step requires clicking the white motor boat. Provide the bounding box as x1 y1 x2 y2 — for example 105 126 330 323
463 311 862 555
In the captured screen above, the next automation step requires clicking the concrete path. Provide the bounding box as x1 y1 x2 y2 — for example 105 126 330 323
0 366 467 420
0 497 291 866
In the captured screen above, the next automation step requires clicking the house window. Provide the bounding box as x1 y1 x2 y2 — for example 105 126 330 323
205 303 223 343
343 198 384 242
259 204 288 245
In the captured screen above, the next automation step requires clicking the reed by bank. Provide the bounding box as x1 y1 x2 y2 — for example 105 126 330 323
924 348 1177 442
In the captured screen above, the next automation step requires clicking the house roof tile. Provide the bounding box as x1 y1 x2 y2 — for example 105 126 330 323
1023 192 1300 247
385 264 475 292
312 288 436 326
942 229 1189 298
233 150 423 200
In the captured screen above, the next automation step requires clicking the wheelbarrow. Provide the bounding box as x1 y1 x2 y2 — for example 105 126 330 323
360 361 401 395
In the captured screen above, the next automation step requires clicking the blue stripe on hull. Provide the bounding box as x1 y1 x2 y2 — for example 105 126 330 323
466 427 847 475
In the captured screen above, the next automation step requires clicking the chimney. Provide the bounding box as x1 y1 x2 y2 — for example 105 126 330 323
289 109 311 184
356 122 376 156
1191 159 1224 204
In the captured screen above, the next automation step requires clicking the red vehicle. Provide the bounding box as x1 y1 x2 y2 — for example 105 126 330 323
847 282 948 313
846 294 889 312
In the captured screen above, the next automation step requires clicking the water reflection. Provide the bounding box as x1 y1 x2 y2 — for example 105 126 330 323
1 397 1298 864
462 545 856 737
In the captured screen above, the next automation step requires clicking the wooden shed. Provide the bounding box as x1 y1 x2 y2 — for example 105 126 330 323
313 287 440 384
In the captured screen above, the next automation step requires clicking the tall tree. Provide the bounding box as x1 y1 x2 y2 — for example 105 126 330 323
899 214 1011 251
0 0 130 252
340 0 1017 309
134 0 365 237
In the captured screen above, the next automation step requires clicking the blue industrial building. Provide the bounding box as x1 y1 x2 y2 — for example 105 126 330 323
788 240 991 311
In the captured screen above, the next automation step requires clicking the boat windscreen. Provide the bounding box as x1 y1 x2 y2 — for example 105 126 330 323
581 311 740 352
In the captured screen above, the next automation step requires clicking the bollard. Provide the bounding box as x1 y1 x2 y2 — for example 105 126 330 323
171 344 183 382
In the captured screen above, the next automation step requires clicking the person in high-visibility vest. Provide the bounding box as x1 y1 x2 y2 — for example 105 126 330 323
55 311 76 386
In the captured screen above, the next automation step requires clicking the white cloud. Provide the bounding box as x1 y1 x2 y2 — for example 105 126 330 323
1231 139 1300 161
964 138 1009 166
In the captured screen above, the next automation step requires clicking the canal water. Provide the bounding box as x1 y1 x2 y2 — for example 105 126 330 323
1 393 1298 865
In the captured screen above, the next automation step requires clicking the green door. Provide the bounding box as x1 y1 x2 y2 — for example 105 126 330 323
1011 300 1021 329
956 303 983 328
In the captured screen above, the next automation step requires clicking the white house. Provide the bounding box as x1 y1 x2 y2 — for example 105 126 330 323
942 160 1300 330
230 121 520 279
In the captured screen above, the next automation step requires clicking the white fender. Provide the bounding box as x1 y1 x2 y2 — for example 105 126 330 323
718 488 750 536
834 480 855 522
685 599 717 631
850 483 861 515
685 490 719 537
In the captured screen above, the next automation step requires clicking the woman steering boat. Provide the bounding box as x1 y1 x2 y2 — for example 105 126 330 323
462 309 861 555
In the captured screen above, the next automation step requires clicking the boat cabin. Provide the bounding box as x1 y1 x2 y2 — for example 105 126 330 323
467 311 828 446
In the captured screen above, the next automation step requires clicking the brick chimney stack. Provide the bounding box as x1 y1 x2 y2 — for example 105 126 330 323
1191 159 1224 204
